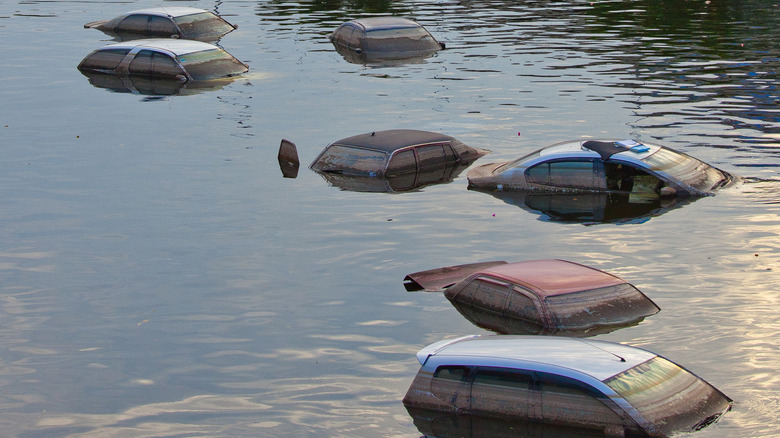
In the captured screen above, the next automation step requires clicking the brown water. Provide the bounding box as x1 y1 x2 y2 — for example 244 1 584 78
1 0 778 436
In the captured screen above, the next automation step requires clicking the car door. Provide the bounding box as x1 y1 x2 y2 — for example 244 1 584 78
534 371 626 431
430 365 473 412
128 50 187 80
470 367 535 421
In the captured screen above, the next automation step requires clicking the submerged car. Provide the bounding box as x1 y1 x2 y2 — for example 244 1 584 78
78 39 248 85
329 17 444 64
403 335 732 438
404 259 659 335
84 7 237 42
468 139 733 198
310 130 489 178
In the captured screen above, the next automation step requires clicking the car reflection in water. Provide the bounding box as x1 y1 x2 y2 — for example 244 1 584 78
404 260 659 337
481 190 691 225
79 70 241 98
310 130 489 193
329 17 444 66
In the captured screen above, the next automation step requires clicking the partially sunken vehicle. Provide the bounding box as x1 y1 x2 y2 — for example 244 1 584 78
329 17 444 64
77 39 248 85
84 7 237 42
403 335 732 438
404 259 659 335
310 130 489 180
467 139 733 198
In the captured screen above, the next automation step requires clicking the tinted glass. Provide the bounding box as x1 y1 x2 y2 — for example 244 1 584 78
642 147 730 191
176 49 248 80
148 16 178 36
471 367 532 418
128 50 154 75
363 27 440 52
545 283 659 329
117 14 148 33
79 48 130 70
311 145 387 174
505 288 542 324
471 278 512 310
549 161 596 188
605 357 732 435
431 366 471 407
536 372 625 429
416 144 447 169
387 149 416 175
173 12 234 39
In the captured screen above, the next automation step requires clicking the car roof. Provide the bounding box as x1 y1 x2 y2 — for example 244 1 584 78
536 139 661 163
418 335 655 381
349 16 422 31
331 129 456 154
121 7 211 18
478 259 626 297
98 39 220 56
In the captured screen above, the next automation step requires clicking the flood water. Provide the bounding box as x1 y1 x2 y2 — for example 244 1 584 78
1 0 779 436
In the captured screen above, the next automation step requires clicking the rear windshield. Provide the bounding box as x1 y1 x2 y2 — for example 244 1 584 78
176 49 247 80
363 27 439 52
311 145 387 175
605 356 731 435
173 12 234 39
545 283 659 329
494 149 542 174
79 48 131 71
642 147 730 192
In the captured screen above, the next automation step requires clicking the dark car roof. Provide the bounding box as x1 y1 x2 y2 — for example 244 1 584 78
331 129 458 154
478 259 626 298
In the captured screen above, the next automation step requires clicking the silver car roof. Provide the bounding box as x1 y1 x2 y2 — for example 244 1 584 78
119 7 212 18
417 335 655 381
97 39 221 56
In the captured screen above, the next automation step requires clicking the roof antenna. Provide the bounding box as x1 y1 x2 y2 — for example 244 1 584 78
575 338 626 362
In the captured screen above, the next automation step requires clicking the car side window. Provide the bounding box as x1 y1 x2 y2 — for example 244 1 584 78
387 149 416 175
431 365 472 406
149 16 179 36
472 367 533 418
117 14 149 33
80 48 131 70
527 160 598 189
416 144 447 169
129 51 184 78
535 371 625 429
505 287 542 324
347 26 363 48
471 277 512 311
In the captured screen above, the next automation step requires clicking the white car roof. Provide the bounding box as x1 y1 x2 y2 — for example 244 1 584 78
537 139 661 163
418 335 656 381
99 39 220 56
122 7 210 18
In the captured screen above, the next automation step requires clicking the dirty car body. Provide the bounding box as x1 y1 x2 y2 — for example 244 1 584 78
467 139 733 198
404 259 659 335
329 17 444 64
84 7 237 42
78 39 248 86
403 335 732 437
310 130 489 178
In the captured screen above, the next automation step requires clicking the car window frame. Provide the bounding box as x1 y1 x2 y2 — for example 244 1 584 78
525 158 605 190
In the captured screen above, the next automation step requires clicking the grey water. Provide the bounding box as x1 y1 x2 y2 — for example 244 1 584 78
1 0 779 436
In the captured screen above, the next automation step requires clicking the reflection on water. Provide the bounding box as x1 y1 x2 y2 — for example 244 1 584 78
1 0 779 436
478 190 691 225
315 163 473 193
79 70 241 97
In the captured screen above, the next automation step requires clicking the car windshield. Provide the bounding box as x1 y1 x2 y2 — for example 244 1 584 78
176 49 247 80
641 147 730 192
544 283 658 329
363 27 438 51
173 12 234 39
494 149 542 173
312 145 388 174
604 356 732 435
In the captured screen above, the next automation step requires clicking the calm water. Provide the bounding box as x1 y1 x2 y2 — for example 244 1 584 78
1 0 779 436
